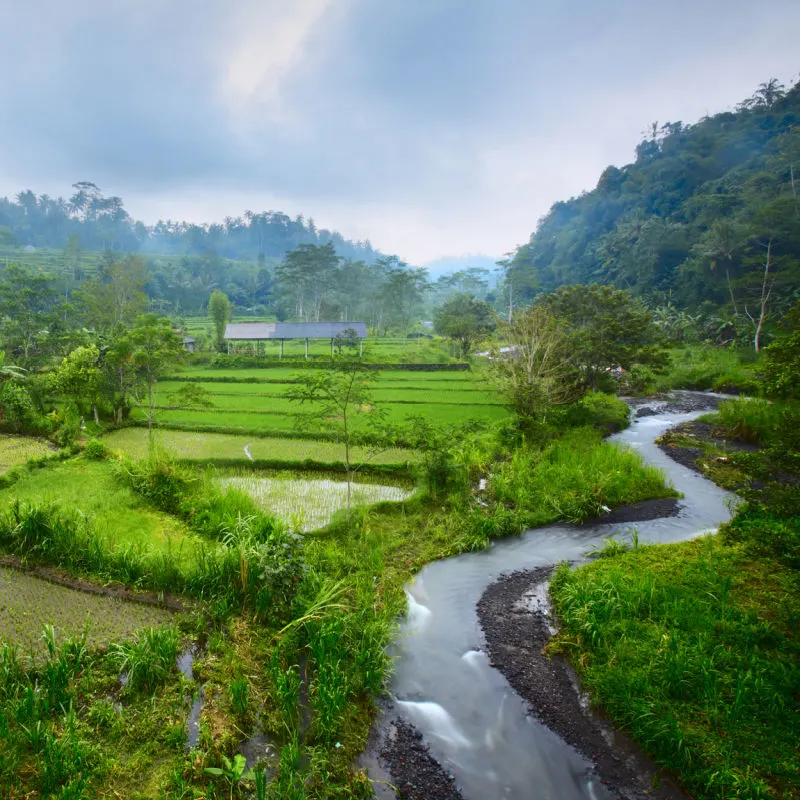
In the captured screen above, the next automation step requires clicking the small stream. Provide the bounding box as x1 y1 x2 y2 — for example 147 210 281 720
369 404 734 799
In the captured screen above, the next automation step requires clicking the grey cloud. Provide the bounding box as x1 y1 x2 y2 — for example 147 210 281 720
1 0 799 261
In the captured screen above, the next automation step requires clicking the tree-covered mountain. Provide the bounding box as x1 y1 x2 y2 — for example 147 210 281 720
505 77 800 345
0 182 378 264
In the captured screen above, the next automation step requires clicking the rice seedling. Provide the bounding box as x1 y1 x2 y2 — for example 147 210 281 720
218 471 414 531
0 434 54 474
0 567 175 657
102 428 420 466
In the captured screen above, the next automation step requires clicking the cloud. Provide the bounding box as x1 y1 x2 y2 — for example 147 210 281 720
1 0 799 264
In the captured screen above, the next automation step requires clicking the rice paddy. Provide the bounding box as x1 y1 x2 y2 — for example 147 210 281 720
218 470 415 531
0 434 54 473
0 566 174 657
102 428 420 466
128 366 508 440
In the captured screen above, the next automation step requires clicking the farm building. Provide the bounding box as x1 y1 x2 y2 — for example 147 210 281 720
223 322 367 358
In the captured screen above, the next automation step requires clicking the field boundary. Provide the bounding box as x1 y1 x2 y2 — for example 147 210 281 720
0 555 187 612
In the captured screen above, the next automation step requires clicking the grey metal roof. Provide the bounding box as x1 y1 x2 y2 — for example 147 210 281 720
224 322 367 340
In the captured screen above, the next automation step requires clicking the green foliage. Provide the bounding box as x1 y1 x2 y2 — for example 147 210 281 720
109 627 180 694
82 438 107 460
763 328 800 399
506 77 800 341
561 392 630 435
433 292 496 356
492 428 675 525
208 289 232 348
655 345 761 393
542 284 668 390
550 535 800 800
167 383 215 408
490 305 579 420
114 450 196 514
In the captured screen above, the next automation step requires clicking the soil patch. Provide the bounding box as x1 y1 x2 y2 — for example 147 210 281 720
477 567 687 800
373 717 463 800
579 496 681 526
0 556 187 611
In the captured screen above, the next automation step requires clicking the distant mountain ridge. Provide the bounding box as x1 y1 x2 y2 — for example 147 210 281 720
506 76 800 321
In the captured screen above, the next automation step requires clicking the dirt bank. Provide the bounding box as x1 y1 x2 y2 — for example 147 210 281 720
477 567 687 800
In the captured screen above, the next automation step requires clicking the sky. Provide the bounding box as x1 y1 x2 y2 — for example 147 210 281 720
1 0 799 267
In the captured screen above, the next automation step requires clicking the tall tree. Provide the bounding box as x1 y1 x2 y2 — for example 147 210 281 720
433 293 496 356
127 315 182 435
208 289 232 349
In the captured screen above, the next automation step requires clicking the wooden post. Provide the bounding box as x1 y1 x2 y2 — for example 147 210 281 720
305 338 309 359
280 339 283 359
359 340 363 357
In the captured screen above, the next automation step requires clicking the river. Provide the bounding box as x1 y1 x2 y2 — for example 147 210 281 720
367 404 733 799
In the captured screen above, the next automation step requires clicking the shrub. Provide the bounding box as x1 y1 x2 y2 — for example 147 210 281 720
113 450 196 514
763 330 800 399
82 438 107 460
562 392 630 435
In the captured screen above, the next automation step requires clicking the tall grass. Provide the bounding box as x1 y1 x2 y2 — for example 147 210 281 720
550 536 800 799
492 428 676 525
655 345 761 394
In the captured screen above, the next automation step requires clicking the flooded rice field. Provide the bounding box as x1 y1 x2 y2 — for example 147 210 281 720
220 470 415 531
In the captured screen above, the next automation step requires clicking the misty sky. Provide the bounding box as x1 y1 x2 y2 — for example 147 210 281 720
1 1 798 266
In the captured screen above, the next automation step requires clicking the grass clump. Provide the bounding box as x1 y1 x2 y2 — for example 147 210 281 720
655 345 761 394
550 535 800 800
110 626 181 694
561 392 630 435
492 428 676 525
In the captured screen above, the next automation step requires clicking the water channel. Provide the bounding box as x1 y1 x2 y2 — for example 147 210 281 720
369 404 733 799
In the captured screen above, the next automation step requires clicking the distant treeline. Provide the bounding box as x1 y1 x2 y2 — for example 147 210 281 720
0 182 378 263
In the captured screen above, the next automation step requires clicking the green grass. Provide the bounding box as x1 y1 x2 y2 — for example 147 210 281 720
0 435 54 474
0 459 201 559
550 535 800 800
492 428 677 525
102 428 420 466
656 345 761 394
0 566 174 657
156 380 499 404
168 365 478 382
131 401 508 435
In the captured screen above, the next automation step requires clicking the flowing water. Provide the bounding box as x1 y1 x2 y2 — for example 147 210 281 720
372 406 734 800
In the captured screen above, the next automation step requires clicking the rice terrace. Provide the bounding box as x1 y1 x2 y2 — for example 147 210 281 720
0 36 798 800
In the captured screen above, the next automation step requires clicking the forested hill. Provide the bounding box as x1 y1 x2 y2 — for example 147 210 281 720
0 183 379 264
508 77 800 319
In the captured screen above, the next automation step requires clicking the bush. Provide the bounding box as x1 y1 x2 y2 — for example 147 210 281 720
763 330 800 399
82 438 108 460
113 450 196 514
562 392 630 435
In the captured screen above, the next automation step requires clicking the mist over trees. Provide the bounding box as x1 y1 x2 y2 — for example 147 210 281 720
501 77 800 345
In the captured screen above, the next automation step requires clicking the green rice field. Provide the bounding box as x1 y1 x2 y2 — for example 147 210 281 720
102 428 420 466
0 566 174 657
0 460 201 558
0 435 54 473
219 470 415 531
134 365 509 437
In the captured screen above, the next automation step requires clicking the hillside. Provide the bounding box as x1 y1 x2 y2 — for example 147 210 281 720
508 77 800 335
